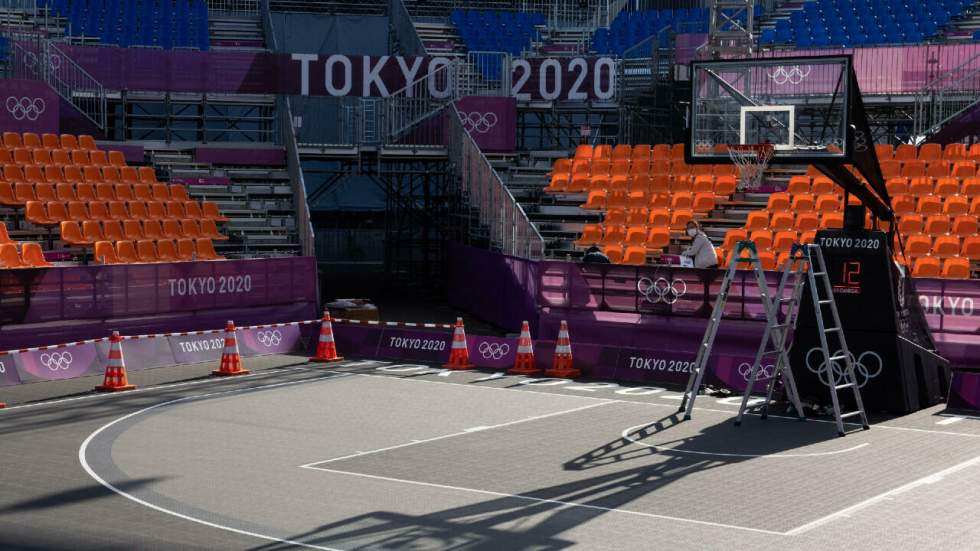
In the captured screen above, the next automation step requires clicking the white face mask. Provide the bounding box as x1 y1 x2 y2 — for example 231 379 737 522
686 228 697 237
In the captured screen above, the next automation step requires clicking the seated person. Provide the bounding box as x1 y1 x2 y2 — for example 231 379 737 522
582 245 610 264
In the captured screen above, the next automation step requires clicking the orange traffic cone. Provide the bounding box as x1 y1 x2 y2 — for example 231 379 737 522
443 317 475 370
212 320 250 376
95 331 137 392
508 321 540 375
545 320 579 378
310 309 344 363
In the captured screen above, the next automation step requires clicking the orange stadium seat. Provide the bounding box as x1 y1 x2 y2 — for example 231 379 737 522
749 230 774 250
582 190 605 210
772 230 797 252
200 219 226 240
811 177 835 195
94 241 121 264
78 134 97 150
108 150 127 167
924 215 950 235
770 212 795 232
908 177 932 196
905 234 932 256
41 133 60 149
601 225 626 244
626 208 647 226
625 226 647 246
0 243 26 268
574 144 592 160
81 220 103 243
692 175 714 193
603 244 623 264
714 175 737 196
576 225 599 247
142 219 164 240
13 182 35 204
647 208 669 227
593 144 612 160
0 183 18 207
902 160 926 178
3 131 21 148
886 177 909 196
102 219 125 242
138 166 159 183
650 174 670 194
786 176 810 195
744 211 769 230
115 240 140 263
815 193 841 212
875 143 893 160
631 144 651 162
952 215 978 236
952 162 976 179
913 256 941 277
21 242 52 268
795 213 820 232
156 239 179 262
767 192 790 211
880 160 901 179
671 192 693 210
35 183 56 203
606 190 629 209
120 167 140 185
919 143 942 161
612 144 631 161
202 202 228 222
723 229 747 249
622 246 647 265
927 161 950 179
962 236 980 259
161 219 182 239
25 201 55 226
60 133 79 150
652 144 669 160
944 143 967 161
943 258 971 279
89 150 108 167
102 167 121 184
821 212 844 229
898 214 924 234
46 202 69 223
146 201 167 220
670 209 694 229
891 194 915 215
176 238 196 261
180 219 202 239
60 221 90 246
136 240 159 262
895 144 917 161
692 192 714 212
122 219 144 241
646 227 670 249
932 235 961 258
792 194 816 212
945 195 969 216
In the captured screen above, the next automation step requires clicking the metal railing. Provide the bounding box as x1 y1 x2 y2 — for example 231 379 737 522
447 0 623 30
390 0 426 56
10 36 106 131
382 59 458 146
208 0 260 16
280 96 315 256
913 51 980 139
448 104 545 259
460 51 511 96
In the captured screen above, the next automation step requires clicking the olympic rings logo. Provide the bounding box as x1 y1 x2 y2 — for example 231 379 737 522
22 51 62 72
459 111 498 134
478 341 510 359
637 277 687 305
257 330 283 347
40 351 73 371
737 362 774 381
694 139 714 153
766 65 811 85
6 96 46 121
805 348 883 389
853 129 868 153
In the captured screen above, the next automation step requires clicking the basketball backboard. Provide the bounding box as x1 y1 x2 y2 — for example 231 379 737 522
686 55 854 164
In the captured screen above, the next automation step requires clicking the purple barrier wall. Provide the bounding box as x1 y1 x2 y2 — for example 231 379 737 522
193 146 286 166
58 45 615 101
447 243 539 333
675 36 980 95
0 79 59 134
0 257 319 350
455 96 517 153
447 245 980 370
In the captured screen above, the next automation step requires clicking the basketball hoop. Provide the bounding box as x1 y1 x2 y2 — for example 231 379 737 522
728 144 775 192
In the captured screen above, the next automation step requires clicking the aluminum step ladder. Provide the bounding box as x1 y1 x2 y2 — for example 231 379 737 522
733 243 810 427
679 240 799 419
787 243 869 436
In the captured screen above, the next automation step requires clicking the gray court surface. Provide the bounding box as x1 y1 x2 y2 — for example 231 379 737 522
3 357 980 550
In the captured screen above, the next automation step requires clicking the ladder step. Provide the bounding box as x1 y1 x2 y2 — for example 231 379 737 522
824 327 843 333
778 296 798 303
834 383 856 390
818 299 834 305
813 271 827 276
839 411 864 419
771 323 789 329
828 354 848 361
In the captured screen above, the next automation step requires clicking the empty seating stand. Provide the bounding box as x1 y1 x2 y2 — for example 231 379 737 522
761 0 974 48
1 131 230 266
42 0 210 50
593 6 764 56
451 9 544 57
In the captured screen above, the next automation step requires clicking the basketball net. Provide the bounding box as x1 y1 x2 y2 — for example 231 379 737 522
728 144 774 192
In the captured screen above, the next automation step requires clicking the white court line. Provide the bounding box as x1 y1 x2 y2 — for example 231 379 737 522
784 453 980 535
79 372 354 551
937 416 965 425
350 370 980 440
621 423 871 459
300 401 611 468
302 465 787 537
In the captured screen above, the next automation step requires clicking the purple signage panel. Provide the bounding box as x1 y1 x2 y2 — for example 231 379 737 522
238 325 304 357
0 354 21 386
465 335 517 370
168 333 227 365
14 344 101 382
331 324 384 358
375 328 454 363
0 79 59 134
455 96 517 153
100 337 178 372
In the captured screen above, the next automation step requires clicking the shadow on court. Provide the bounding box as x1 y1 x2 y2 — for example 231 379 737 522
248 413 838 550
